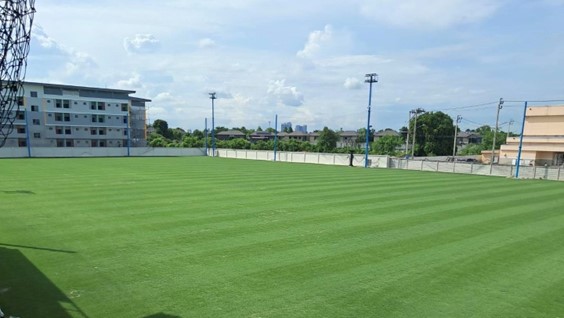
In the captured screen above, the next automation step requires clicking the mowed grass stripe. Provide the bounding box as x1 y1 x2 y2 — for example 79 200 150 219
1 157 564 317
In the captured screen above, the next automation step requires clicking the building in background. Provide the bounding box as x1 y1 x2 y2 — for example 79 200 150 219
498 105 564 166
295 125 307 133
281 122 292 132
4 82 149 148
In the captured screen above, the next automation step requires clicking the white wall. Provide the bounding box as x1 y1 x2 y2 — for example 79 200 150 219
0 147 206 158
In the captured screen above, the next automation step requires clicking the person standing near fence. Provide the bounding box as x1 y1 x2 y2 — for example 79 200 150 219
349 150 354 167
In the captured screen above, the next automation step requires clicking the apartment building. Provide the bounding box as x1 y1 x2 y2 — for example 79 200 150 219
4 82 149 148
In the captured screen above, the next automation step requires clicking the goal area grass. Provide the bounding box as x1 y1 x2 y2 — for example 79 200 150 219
1 157 563 317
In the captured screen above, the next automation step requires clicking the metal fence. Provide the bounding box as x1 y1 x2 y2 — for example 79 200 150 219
390 158 564 181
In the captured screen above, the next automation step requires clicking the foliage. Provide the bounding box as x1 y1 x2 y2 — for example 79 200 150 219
317 127 339 153
373 135 403 156
411 111 455 156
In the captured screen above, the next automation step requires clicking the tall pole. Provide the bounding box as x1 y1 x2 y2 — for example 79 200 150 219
515 102 528 178
364 73 378 168
405 111 412 156
273 114 278 161
508 119 514 135
411 108 424 158
452 115 462 157
490 98 504 174
204 117 208 155
209 92 216 158
126 114 131 157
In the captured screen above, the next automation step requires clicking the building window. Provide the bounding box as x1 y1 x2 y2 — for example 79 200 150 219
32 119 40 125
64 113 70 122
63 100 70 109
99 140 106 147
90 129 97 135
91 115 97 123
98 129 106 135
121 103 128 111
90 102 96 110
56 127 63 135
97 102 105 110
31 105 39 112
65 128 72 135
55 113 63 121
91 140 98 147
16 111 25 120
56 139 64 147
30 91 38 98
18 139 27 147
17 127 26 134
66 139 73 147
98 115 105 123
123 117 127 124
123 130 128 136
55 99 62 108
33 132 41 138
17 97 24 106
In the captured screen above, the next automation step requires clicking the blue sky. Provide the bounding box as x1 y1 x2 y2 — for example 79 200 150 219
26 0 564 133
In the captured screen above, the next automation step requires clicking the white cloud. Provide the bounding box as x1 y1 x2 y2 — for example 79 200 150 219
116 73 143 90
344 77 363 90
123 34 160 54
30 25 97 78
267 80 304 107
198 38 216 49
360 0 501 29
297 25 333 58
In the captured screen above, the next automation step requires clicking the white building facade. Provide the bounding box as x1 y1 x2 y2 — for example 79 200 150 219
4 82 149 148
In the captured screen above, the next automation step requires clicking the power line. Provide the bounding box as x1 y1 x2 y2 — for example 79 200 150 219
504 99 564 103
438 101 498 111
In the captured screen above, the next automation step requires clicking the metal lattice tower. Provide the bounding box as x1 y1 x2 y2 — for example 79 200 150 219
0 0 35 147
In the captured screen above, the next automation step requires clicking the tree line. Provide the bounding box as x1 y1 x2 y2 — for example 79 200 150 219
148 112 512 157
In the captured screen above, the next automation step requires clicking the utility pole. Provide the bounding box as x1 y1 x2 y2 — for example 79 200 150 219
209 92 216 158
405 110 413 156
273 114 278 161
452 115 462 157
364 73 378 168
490 98 504 174
411 108 425 158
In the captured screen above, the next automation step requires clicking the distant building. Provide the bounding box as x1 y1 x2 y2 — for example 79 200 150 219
281 122 292 132
497 105 564 166
4 81 149 148
216 130 246 140
295 125 308 133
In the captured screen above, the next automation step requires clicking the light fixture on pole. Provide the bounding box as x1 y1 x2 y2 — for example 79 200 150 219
209 92 216 158
364 73 378 168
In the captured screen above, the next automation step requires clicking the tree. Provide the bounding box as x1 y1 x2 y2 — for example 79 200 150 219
152 119 171 138
356 127 375 144
411 111 455 156
373 135 403 156
477 125 508 151
283 126 293 133
192 129 204 139
317 127 339 153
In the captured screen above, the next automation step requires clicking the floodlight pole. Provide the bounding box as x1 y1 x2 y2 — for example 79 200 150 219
515 101 528 178
490 98 504 174
452 115 462 157
364 73 378 168
209 92 216 158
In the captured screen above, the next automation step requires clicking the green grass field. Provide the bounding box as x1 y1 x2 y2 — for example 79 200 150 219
1 157 563 317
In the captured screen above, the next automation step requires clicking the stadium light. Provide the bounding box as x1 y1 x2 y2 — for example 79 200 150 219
209 92 216 157
364 73 378 168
